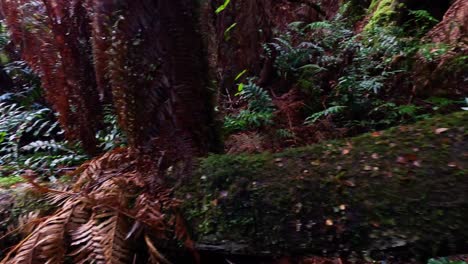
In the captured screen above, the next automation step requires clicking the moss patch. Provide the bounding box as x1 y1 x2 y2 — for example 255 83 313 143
364 0 399 30
0 176 25 189
179 112 468 260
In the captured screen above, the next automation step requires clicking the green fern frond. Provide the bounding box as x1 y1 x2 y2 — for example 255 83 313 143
305 21 333 30
0 102 87 176
305 106 347 125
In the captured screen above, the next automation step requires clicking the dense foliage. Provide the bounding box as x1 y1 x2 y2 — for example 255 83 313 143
0 102 86 178
217 2 466 153
270 19 461 130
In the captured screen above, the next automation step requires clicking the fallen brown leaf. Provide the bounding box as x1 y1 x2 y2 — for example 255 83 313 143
435 128 449 134
343 180 356 187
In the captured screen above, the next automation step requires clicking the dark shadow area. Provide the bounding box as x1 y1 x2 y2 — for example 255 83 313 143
404 0 452 21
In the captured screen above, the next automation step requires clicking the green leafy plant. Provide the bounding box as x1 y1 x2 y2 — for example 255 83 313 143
418 43 451 62
396 104 423 118
269 13 430 131
224 81 275 133
215 0 231 14
325 26 408 128
425 97 459 111
0 175 25 188
276 128 295 139
428 258 467 264
96 105 126 151
0 102 87 177
406 9 439 37
305 106 347 125
268 20 349 78
270 34 322 78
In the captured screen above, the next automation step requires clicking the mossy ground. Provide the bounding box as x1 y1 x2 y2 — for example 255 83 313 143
0 176 25 189
1 112 466 261
179 112 468 261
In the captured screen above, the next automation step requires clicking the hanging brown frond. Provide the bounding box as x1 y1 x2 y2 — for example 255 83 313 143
0 0 103 154
92 209 131 264
68 218 96 263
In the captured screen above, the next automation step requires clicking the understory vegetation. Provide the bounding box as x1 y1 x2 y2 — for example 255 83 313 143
0 0 466 263
0 101 125 183
0 102 86 178
223 4 466 149
274 21 461 127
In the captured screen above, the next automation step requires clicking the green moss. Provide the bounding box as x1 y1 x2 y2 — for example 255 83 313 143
0 176 25 188
364 0 399 31
179 112 468 259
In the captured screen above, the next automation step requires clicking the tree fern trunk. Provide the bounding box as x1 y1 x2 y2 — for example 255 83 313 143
95 0 220 157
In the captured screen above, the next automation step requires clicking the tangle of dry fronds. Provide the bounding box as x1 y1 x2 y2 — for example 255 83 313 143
1 149 194 264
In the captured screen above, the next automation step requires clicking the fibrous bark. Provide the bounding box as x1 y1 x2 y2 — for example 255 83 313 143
426 0 468 45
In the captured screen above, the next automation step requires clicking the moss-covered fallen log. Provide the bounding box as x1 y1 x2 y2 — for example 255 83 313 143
179 112 468 260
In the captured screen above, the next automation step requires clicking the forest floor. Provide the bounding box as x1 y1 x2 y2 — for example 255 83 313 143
1 111 467 263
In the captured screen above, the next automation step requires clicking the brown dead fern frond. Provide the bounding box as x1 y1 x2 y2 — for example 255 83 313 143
15 211 41 237
92 209 132 264
3 199 79 264
2 149 192 264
